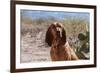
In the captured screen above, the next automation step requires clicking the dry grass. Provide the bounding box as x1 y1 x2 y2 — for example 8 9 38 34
20 17 89 63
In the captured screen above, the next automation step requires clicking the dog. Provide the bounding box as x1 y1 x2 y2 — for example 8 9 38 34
45 22 78 61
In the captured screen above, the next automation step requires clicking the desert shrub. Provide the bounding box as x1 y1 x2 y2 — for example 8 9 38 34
62 17 89 36
76 31 90 59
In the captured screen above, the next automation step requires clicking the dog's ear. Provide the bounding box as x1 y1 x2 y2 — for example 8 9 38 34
45 26 52 46
61 28 66 45
45 24 56 46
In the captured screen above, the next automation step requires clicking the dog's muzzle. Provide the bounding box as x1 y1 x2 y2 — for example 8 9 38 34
56 27 62 38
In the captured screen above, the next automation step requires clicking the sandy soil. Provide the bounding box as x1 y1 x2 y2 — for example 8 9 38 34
20 24 51 63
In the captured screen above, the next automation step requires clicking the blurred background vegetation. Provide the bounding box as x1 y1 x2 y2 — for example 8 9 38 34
21 10 90 60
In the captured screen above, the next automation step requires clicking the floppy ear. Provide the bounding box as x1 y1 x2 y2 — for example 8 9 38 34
45 27 52 46
45 24 56 46
61 28 66 45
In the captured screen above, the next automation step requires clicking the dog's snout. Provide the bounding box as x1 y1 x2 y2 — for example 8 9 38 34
56 27 62 38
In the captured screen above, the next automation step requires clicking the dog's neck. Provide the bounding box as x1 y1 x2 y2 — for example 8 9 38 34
54 38 63 49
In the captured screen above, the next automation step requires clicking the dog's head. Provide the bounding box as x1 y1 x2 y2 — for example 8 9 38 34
45 22 66 46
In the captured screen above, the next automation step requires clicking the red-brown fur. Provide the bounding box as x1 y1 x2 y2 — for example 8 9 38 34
45 22 66 46
50 40 79 61
45 22 78 61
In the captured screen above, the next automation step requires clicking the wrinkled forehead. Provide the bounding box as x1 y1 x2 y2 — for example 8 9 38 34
56 27 62 32
53 22 63 28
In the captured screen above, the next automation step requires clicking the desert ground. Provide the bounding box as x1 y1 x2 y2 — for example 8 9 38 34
20 13 89 63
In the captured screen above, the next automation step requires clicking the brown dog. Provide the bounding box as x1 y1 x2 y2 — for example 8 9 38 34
45 22 78 61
